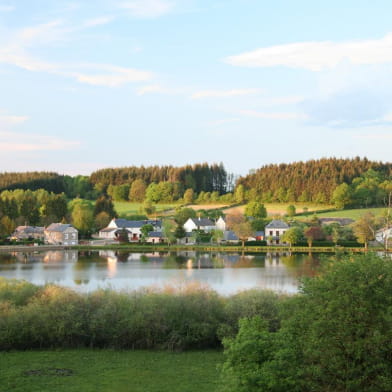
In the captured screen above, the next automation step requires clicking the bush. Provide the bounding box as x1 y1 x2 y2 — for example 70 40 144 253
220 253 392 391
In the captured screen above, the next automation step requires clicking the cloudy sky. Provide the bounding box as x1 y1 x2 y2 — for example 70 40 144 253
1 0 392 176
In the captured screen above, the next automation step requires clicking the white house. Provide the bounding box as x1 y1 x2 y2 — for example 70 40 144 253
99 218 162 242
215 216 226 231
265 220 289 245
44 223 78 245
375 227 392 247
183 217 216 233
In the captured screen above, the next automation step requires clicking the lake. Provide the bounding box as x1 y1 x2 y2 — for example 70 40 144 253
0 250 326 295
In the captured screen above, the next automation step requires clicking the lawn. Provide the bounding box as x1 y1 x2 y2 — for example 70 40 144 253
311 207 388 221
114 201 180 217
223 202 333 216
0 350 223 392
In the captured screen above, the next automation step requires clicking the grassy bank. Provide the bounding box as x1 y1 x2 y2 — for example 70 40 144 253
0 349 223 392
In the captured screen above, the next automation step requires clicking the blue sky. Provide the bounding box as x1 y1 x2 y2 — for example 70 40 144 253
1 0 392 176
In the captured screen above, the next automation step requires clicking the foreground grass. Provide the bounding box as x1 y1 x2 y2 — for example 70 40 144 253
0 350 223 392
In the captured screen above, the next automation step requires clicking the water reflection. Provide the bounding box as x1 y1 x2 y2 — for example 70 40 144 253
0 250 326 295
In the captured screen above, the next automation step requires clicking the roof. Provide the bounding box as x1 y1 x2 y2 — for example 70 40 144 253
112 219 162 229
189 218 215 227
15 226 44 234
45 223 77 232
223 230 239 241
265 219 289 229
148 231 163 238
254 231 265 237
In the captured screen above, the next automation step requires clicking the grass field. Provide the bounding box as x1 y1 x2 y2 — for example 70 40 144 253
223 202 333 216
114 201 180 217
311 207 388 220
0 350 223 392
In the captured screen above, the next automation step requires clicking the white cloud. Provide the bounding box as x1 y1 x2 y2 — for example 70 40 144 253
71 65 152 86
0 20 154 87
0 131 80 152
239 109 308 120
136 84 183 95
225 33 392 71
192 88 262 99
120 0 175 18
81 16 115 28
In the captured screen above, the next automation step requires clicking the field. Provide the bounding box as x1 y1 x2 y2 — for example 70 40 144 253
223 202 333 216
113 201 180 217
312 207 388 220
0 350 223 392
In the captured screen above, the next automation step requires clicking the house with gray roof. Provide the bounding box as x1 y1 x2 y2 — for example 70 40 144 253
265 219 289 245
11 226 45 241
99 218 162 242
44 223 78 245
183 217 216 233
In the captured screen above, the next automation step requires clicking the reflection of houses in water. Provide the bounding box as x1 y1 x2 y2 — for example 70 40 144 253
43 250 78 263
265 252 291 267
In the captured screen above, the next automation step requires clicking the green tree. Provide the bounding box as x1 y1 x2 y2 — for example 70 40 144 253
221 253 392 392
71 203 94 237
162 219 176 245
174 207 196 225
0 215 15 237
331 183 353 209
183 188 194 204
143 199 156 216
234 185 246 204
140 224 154 242
281 227 302 248
128 179 147 202
211 229 224 244
94 211 111 231
244 201 267 218
94 195 116 218
174 225 186 241
353 212 377 249
286 204 296 217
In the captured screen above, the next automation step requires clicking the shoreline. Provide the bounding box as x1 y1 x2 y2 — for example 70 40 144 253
0 244 389 253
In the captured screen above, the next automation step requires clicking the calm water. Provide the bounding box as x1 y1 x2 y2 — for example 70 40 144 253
0 250 326 295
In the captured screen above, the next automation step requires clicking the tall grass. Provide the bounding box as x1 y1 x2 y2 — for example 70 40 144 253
0 279 283 351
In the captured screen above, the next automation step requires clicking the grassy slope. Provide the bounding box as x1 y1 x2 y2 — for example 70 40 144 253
113 202 180 216
224 202 333 216
310 207 387 220
0 350 223 392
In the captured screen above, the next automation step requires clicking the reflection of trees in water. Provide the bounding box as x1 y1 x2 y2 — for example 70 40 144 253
74 279 90 285
279 253 321 278
0 253 19 264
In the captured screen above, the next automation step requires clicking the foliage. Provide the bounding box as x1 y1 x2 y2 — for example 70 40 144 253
331 182 353 209
353 212 377 249
174 207 196 225
221 253 392 392
174 225 186 240
303 226 324 247
93 195 116 218
237 158 392 205
90 162 228 195
281 227 303 247
244 201 267 218
286 204 296 217
140 224 154 241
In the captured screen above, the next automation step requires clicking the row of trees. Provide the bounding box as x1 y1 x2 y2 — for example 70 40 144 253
236 157 392 205
90 162 230 194
0 190 117 239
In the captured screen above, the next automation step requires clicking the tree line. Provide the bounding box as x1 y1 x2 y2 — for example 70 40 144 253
236 157 392 205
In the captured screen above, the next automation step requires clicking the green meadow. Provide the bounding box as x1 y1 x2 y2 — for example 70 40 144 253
0 350 223 392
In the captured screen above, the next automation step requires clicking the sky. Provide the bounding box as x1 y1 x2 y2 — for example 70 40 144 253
1 0 392 176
